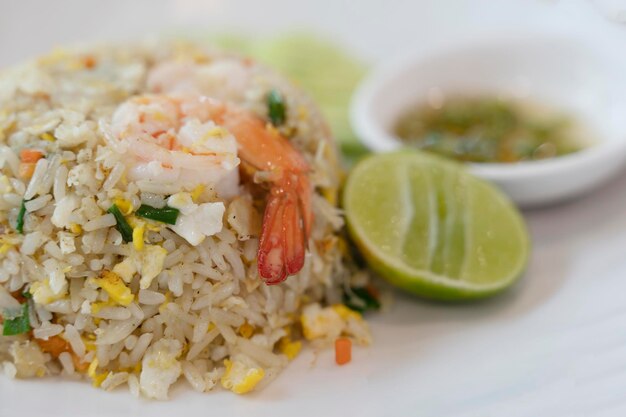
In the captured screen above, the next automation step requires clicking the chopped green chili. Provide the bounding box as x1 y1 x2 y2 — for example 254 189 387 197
136 204 180 225
107 204 133 243
267 89 286 126
2 303 31 336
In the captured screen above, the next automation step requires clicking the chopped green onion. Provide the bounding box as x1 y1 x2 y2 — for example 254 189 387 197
343 286 381 313
21 290 32 299
136 204 180 225
2 303 30 336
108 204 133 243
16 199 26 234
267 89 286 126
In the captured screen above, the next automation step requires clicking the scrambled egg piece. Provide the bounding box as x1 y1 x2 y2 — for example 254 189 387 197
139 245 167 289
167 192 194 213
132 222 145 251
112 256 136 282
30 278 67 305
40 132 56 142
111 244 167 289
301 303 371 345
126 216 159 252
0 242 12 256
190 184 205 202
220 358 265 394
89 300 115 314
321 187 338 206
167 192 225 246
140 338 182 400
69 223 82 234
87 358 109 387
113 198 133 215
92 271 134 306
279 338 302 361
332 304 362 321
0 235 19 256
301 303 345 341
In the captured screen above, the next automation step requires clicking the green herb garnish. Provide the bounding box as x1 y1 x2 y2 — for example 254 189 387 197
136 204 180 225
107 204 133 243
16 199 26 234
2 303 30 336
267 89 286 126
343 286 381 313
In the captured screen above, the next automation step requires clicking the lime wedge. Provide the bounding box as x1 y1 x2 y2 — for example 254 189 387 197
343 151 530 300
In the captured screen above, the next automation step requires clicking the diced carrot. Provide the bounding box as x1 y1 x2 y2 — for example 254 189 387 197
10 290 27 304
335 337 352 365
82 55 96 69
18 149 44 179
19 149 44 163
36 335 89 372
36 335 71 357
18 162 36 179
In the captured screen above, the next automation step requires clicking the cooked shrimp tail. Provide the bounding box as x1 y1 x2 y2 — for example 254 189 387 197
217 108 312 284
257 173 310 284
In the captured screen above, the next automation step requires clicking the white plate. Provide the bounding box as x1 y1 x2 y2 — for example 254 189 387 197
3 1 626 416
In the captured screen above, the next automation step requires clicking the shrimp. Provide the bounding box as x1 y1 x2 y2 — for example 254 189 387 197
215 101 313 284
108 95 241 199
147 59 252 103
109 94 311 284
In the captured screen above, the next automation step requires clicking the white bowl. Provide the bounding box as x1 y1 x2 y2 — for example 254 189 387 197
351 34 626 207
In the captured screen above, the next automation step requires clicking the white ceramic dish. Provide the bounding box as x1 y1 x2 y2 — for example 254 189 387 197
351 35 626 207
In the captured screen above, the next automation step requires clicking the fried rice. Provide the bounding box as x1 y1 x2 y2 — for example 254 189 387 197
0 41 371 399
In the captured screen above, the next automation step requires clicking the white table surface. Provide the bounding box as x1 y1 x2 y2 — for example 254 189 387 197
3 1 626 416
